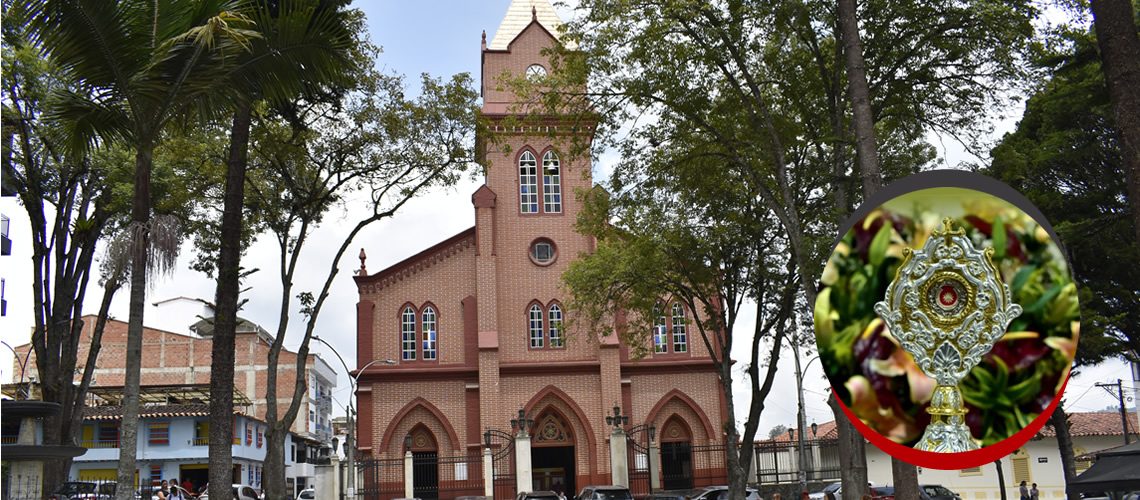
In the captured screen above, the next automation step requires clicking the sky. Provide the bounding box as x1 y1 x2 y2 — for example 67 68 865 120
0 0 1134 445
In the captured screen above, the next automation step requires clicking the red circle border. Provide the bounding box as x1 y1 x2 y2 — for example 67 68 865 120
831 377 1069 470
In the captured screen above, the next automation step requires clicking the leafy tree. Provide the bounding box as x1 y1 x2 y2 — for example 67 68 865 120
768 424 791 440
989 21 1140 498
199 2 359 497
18 1 258 497
1088 0 1140 245
245 68 479 500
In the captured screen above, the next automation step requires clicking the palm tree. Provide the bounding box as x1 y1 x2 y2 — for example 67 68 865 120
19 2 256 498
202 3 358 498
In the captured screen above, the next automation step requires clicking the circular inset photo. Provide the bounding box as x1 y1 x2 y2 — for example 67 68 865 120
814 173 1078 468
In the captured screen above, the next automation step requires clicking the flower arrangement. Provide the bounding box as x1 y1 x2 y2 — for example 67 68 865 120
814 192 1078 447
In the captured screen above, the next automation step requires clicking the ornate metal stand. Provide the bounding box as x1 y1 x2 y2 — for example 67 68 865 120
874 218 1023 452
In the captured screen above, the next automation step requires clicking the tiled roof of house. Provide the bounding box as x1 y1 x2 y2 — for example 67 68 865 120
754 411 1138 444
82 403 244 421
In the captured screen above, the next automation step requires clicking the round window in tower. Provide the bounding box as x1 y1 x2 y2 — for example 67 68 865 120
529 238 557 266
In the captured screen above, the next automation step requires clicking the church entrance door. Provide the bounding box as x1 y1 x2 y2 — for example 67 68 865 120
532 446 575 496
531 409 577 497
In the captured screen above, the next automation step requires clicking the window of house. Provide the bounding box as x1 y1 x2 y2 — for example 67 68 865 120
422 306 438 360
401 306 417 361
148 421 170 446
257 427 264 448
150 464 163 485
653 303 668 354
529 304 545 348
671 302 688 353
519 151 538 213
97 424 119 448
1011 448 1031 484
194 421 209 445
542 151 562 213
246 422 253 446
549 304 564 348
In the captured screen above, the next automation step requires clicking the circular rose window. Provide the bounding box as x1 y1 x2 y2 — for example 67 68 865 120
529 238 557 266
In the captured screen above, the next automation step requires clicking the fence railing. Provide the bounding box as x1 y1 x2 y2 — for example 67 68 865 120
754 439 841 484
352 457 405 500
690 443 728 488
431 451 485 499
79 438 120 449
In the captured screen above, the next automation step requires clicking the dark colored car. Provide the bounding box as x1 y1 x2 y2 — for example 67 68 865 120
920 484 961 500
51 482 98 500
809 483 841 500
644 492 688 500
576 486 633 500
517 491 563 500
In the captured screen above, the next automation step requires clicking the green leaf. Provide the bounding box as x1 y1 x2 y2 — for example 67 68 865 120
1011 264 1037 294
1024 284 1063 315
869 225 891 267
993 216 1006 259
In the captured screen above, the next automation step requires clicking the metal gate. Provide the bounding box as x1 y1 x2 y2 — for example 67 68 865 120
350 456 404 500
627 424 653 497
486 429 516 499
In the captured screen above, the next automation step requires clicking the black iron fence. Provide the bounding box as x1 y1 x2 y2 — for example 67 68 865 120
349 457 404 500
689 443 728 488
487 429 516 500
432 451 484 499
753 439 840 485
626 425 653 497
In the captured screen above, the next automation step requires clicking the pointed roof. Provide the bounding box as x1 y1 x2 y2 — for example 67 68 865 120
488 0 575 50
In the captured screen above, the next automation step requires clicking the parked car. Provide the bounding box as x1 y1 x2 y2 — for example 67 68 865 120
644 492 688 500
517 491 562 500
687 485 762 500
198 484 259 500
576 486 633 500
809 483 841 500
919 484 961 500
870 486 895 500
295 489 315 500
51 482 99 500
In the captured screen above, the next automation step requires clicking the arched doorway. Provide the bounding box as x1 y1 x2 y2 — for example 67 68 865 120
408 424 439 500
659 416 693 490
531 409 576 497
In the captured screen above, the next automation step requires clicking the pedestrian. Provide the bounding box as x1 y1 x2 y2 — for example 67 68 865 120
181 478 193 496
156 480 169 500
1030 483 1039 500
168 483 185 500
771 493 781 500
1019 480 1028 500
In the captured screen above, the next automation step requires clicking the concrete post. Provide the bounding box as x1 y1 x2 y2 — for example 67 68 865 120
648 440 661 490
610 428 629 487
483 447 494 497
404 450 414 499
515 432 533 494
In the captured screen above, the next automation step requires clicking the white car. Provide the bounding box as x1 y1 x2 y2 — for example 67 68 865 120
295 489 315 500
198 485 259 500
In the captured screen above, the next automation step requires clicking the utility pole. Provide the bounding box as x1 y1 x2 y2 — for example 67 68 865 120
1096 379 1131 445
792 342 808 496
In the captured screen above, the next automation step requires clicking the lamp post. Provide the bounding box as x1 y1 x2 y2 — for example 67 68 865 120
310 335 395 500
792 339 821 496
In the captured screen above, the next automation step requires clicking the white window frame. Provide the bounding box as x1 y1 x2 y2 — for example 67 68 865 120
519 151 538 213
671 302 688 353
542 151 562 213
401 306 417 360
529 304 545 348
549 304 564 348
653 304 668 353
422 306 438 360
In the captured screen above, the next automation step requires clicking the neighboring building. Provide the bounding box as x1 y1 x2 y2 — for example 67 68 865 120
753 411 1140 499
351 1 725 498
11 309 338 495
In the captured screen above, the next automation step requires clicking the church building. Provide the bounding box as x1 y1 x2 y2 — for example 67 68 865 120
352 1 725 498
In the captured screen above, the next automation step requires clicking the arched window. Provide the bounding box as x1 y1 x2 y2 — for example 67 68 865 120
548 304 564 348
671 302 688 353
401 306 417 361
421 306 437 361
542 151 562 213
519 151 538 213
653 303 668 353
529 304 545 348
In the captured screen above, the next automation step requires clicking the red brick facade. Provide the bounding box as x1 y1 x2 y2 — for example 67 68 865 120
14 315 321 436
353 7 724 494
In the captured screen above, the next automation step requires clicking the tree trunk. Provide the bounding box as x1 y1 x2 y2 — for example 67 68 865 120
994 460 1007 500
1051 405 1080 500
1090 0 1140 245
890 457 919 499
723 364 747 500
115 141 154 500
263 424 289 500
827 394 868 500
837 0 883 197
209 102 253 500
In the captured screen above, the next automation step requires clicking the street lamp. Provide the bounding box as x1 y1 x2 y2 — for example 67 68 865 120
310 335 395 500
792 338 822 496
510 409 534 437
605 405 629 430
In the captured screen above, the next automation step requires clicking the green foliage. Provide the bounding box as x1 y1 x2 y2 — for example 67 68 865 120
988 24 1140 366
